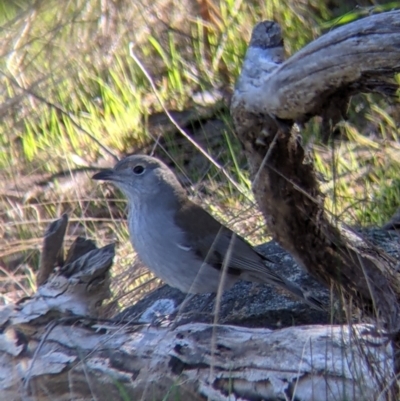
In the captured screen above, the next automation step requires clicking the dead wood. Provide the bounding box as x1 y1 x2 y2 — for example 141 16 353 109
0 216 397 400
231 12 400 330
36 213 68 286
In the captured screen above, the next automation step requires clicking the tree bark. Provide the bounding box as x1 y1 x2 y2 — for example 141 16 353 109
0 216 397 401
0 319 394 401
231 11 400 332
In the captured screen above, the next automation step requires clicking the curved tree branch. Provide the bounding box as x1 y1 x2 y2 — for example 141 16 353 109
231 12 400 331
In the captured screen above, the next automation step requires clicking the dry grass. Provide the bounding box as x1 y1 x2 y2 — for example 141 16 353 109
0 0 399 316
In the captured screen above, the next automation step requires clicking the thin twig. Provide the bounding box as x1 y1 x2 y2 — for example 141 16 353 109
129 43 246 196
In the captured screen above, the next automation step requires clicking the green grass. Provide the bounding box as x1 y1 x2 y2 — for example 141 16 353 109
0 2 399 400
0 0 399 307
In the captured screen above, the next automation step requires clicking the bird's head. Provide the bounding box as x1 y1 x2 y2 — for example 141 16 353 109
92 155 185 205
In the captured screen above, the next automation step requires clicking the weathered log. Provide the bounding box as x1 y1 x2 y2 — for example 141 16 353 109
1 318 394 401
231 12 400 332
0 216 398 400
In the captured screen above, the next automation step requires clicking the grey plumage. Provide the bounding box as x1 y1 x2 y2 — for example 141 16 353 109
92 154 324 311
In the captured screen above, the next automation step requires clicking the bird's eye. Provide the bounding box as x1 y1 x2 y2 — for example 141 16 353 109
132 165 145 175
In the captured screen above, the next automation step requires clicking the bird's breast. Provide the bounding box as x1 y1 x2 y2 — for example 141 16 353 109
127 206 237 294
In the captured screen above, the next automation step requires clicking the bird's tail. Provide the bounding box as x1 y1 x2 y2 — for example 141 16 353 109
247 271 326 312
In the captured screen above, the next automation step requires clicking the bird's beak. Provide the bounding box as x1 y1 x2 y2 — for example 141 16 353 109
92 169 117 181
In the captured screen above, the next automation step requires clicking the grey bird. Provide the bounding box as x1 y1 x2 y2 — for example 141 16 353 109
92 155 323 310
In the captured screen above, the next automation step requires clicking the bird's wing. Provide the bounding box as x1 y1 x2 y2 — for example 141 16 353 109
175 200 325 311
174 199 275 276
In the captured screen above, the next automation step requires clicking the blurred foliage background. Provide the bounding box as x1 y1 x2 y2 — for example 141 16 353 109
0 0 399 311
